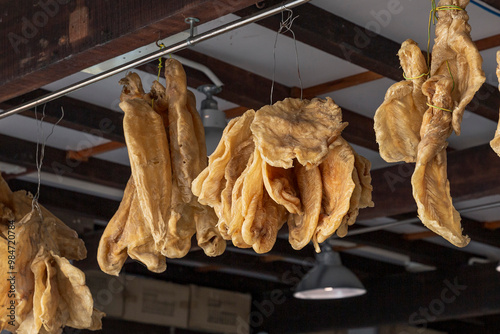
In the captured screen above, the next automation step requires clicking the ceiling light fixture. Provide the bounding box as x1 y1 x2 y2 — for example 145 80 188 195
198 84 226 155
294 245 366 300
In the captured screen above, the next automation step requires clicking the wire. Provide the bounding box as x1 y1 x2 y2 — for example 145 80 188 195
32 105 65 219
470 0 500 17
270 8 303 104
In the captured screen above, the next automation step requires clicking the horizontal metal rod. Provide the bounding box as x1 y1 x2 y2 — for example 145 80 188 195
336 201 500 239
0 0 309 120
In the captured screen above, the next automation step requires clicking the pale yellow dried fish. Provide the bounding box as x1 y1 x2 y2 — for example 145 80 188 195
120 97 172 255
248 191 287 254
412 76 469 247
288 163 322 250
218 137 255 239
251 97 347 169
313 138 355 247
262 161 301 215
192 109 255 208
165 58 201 204
489 51 500 155
374 39 428 163
430 0 485 135
195 206 227 257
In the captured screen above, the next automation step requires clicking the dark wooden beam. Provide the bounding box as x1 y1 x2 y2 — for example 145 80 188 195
5 132 500 234
481 0 500 11
254 263 500 333
0 89 125 143
359 143 500 220
341 108 378 151
476 33 500 51
291 71 384 99
144 57 281 109
0 133 129 189
0 0 258 102
151 49 379 151
343 228 479 268
236 2 500 122
178 48 290 109
460 218 500 248
7 179 120 221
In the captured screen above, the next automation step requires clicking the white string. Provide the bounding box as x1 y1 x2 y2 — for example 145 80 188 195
31 105 65 219
270 8 303 104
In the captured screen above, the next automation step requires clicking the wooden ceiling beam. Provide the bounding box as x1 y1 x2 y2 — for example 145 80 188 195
0 89 125 143
0 134 129 189
4 131 500 232
255 263 500 333
143 49 380 151
8 178 120 220
138 50 289 110
476 33 500 51
236 2 500 123
343 228 479 267
290 71 384 99
10 178 474 274
359 143 500 220
481 0 500 11
0 0 259 102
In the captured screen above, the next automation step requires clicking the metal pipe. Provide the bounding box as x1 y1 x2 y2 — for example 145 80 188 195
0 0 309 120
173 55 224 88
335 200 500 239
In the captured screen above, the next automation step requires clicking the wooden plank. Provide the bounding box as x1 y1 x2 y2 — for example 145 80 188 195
403 230 438 241
236 1 500 122
476 33 500 51
482 220 500 230
291 71 384 99
0 89 125 143
67 141 126 161
7 179 120 220
343 228 477 268
0 0 258 102
224 106 251 119
460 218 500 248
255 263 500 333
0 133 129 189
481 0 500 11
341 107 378 151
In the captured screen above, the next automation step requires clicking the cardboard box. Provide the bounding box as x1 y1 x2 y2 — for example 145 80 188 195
122 275 189 328
189 285 251 334
85 270 125 318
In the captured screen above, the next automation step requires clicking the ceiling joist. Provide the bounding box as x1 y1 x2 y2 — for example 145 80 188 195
237 1 500 122
0 0 259 102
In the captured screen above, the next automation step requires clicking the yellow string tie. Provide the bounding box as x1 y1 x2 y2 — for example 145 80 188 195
403 71 429 80
426 103 452 112
156 43 166 82
427 1 464 68
152 42 166 108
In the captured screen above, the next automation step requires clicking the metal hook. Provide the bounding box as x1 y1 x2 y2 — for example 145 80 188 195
185 17 200 45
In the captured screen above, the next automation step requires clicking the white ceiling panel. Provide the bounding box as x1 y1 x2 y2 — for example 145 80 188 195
193 13 367 88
